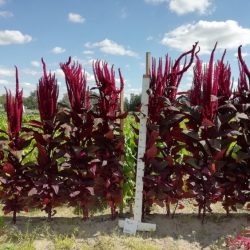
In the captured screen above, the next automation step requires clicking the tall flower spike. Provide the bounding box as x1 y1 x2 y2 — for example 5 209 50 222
60 57 90 113
190 47 203 106
217 50 232 100
93 60 124 118
166 42 198 101
202 43 219 122
238 45 249 93
5 66 23 140
148 56 169 123
37 58 59 122
93 61 124 94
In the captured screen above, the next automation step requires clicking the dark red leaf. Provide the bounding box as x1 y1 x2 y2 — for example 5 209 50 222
148 130 159 148
29 120 43 129
246 203 250 211
43 198 50 205
178 204 185 209
105 130 114 140
86 187 94 196
28 188 37 196
70 191 80 198
145 145 157 160
3 162 15 175
36 143 50 166
209 163 216 174
202 118 214 127
214 149 226 161
89 164 97 175
52 185 59 195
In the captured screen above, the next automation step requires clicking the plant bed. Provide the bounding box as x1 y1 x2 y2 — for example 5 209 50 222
0 204 248 250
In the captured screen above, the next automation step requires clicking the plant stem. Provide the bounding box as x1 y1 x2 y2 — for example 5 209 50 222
12 210 16 224
172 201 179 218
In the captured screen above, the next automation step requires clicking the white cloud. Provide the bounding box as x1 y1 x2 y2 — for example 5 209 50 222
169 0 212 15
83 50 94 55
161 20 250 54
234 52 249 58
21 82 36 97
21 68 41 76
53 68 65 78
0 11 13 17
0 66 14 77
145 0 212 15
120 7 128 19
68 12 85 23
70 56 96 68
51 46 66 54
31 61 40 67
139 62 145 68
0 79 8 85
0 0 7 6
85 39 138 57
0 30 32 45
146 36 153 41
85 71 95 83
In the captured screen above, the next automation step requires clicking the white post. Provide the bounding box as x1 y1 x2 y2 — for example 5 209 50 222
134 52 150 221
119 52 156 233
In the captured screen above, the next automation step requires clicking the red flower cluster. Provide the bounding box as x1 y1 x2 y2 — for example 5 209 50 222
238 45 250 93
149 43 198 123
191 43 232 124
5 66 23 140
60 57 90 113
37 58 58 122
93 60 124 119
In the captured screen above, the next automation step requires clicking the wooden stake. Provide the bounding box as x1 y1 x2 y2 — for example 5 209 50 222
119 88 125 216
119 52 156 232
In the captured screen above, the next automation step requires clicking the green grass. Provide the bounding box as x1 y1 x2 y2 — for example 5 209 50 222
0 221 161 250
54 235 75 250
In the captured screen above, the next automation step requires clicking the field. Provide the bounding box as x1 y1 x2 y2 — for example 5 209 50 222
0 113 248 250
0 202 248 250
0 92 250 250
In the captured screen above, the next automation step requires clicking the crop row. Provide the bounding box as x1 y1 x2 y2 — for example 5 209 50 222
143 43 250 222
0 58 128 223
0 43 249 224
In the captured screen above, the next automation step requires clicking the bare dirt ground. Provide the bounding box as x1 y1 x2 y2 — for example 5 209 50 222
0 201 249 250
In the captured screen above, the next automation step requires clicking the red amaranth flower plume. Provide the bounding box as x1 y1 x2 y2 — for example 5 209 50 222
148 43 198 123
5 66 23 140
148 56 169 123
60 57 90 113
93 60 124 119
166 42 198 101
217 50 232 101
190 43 220 124
190 48 203 106
37 58 58 122
238 45 250 93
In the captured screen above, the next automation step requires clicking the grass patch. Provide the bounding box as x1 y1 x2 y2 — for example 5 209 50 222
54 235 75 250
121 236 159 250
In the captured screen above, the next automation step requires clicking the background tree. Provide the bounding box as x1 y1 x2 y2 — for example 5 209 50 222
0 94 6 106
23 90 38 110
59 93 70 108
128 93 141 111
124 97 129 111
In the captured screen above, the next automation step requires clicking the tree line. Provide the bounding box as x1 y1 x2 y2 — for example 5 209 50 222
0 91 141 112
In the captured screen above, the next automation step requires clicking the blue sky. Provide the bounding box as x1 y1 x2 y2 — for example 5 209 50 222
1 0 250 99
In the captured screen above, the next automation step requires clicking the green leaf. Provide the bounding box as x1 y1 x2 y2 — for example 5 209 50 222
186 158 200 169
